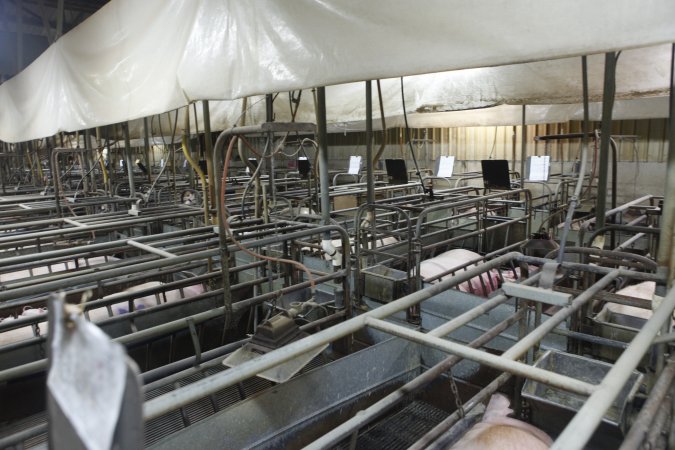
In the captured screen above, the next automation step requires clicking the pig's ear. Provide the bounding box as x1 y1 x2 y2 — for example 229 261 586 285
482 394 514 422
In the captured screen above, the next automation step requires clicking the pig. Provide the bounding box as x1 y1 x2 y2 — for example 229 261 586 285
450 394 552 450
420 249 501 296
0 280 206 346
0 255 119 283
0 316 38 346
99 281 205 316
608 281 656 319
602 281 673 324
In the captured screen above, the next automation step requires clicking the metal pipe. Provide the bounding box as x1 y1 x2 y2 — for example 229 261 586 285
143 310 345 389
367 317 595 395
545 246 657 270
0 268 346 382
595 52 618 232
49 145 63 218
202 100 216 220
516 254 664 282
0 247 219 302
143 252 522 419
143 117 152 184
316 87 330 235
265 94 276 209
428 275 540 339
142 338 249 387
619 359 675 450
520 105 526 188
126 239 176 259
365 80 375 205
657 43 675 285
304 309 526 449
557 56 591 262
552 283 675 449
0 225 214 268
16 0 24 71
414 372 512 450
588 224 659 248
122 121 136 198
414 189 531 237
0 208 204 246
644 396 672 450
615 231 647 252
503 270 620 360
0 423 47 449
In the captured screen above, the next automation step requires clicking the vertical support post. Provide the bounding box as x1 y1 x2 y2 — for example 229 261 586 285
122 122 136 198
658 44 675 287
143 118 152 184
520 105 526 185
55 0 64 39
595 52 618 233
366 81 375 205
0 148 5 194
265 94 276 209
35 0 55 44
212 133 232 329
317 87 330 234
84 129 96 191
558 56 591 263
202 101 216 218
50 147 63 218
16 0 23 72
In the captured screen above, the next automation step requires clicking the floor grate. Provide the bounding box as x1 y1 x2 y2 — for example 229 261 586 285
336 400 448 450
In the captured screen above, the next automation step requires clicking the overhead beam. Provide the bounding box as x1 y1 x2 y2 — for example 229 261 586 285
54 0 63 39
35 0 55 44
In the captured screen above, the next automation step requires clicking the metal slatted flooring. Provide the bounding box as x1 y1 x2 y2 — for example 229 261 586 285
0 412 48 448
336 401 449 450
143 354 327 447
0 354 327 448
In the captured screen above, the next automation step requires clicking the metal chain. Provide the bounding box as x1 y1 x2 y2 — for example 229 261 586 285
449 369 465 418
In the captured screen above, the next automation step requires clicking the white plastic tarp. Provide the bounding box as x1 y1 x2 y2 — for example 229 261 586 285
123 45 672 138
0 0 674 142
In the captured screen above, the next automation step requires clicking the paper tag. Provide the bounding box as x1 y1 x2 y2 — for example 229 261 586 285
528 155 550 181
47 311 127 450
437 155 455 177
348 156 361 175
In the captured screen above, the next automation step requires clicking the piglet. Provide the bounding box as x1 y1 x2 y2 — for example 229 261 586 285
450 394 552 450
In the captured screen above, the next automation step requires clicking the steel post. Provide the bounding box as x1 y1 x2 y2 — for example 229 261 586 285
595 52 618 232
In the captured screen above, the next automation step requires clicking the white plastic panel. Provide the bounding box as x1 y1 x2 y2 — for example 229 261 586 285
0 0 673 142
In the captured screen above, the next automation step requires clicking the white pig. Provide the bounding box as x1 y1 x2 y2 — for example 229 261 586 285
103 281 205 316
604 281 656 320
0 316 37 346
420 249 501 296
0 255 118 283
450 394 552 450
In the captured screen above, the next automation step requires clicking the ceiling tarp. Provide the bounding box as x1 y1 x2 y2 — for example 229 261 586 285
0 0 674 142
123 45 672 138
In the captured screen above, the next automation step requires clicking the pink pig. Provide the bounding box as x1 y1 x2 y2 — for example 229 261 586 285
450 394 552 450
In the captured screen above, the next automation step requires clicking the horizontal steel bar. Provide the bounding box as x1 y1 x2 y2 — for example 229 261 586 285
127 239 176 259
552 281 675 450
502 282 572 306
366 317 595 395
142 252 523 420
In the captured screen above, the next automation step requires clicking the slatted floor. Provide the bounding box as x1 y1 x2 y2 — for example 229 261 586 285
336 401 449 450
0 355 328 448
